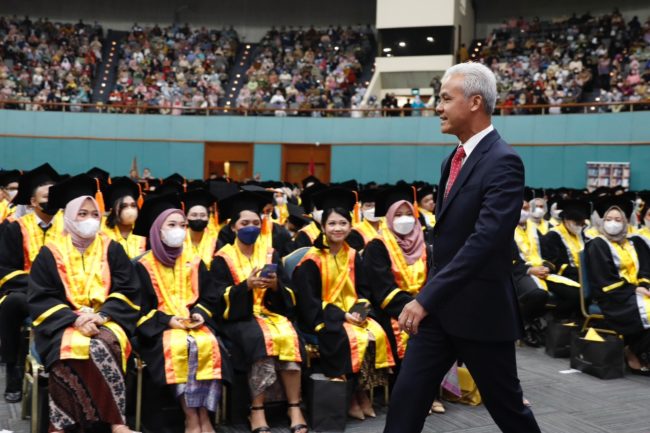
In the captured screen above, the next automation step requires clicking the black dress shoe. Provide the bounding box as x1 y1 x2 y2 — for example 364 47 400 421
4 390 22 403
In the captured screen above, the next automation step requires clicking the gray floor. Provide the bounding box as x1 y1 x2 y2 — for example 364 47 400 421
2 345 649 433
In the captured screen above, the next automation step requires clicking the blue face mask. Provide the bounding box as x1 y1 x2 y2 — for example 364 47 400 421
237 225 261 245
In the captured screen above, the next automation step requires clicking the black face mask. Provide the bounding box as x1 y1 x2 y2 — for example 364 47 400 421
188 219 209 232
38 202 58 216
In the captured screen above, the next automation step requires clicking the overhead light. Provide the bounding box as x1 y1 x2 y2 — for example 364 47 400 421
426 37 434 43
226 101 231 105
387 54 392 57
383 47 392 53
236 74 241 78
398 41 406 47
477 42 482 46
246 45 250 49
334 46 339 51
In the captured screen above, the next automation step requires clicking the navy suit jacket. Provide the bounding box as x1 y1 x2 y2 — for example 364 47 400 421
416 129 524 342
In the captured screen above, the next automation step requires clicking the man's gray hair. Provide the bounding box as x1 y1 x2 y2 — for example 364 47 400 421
442 62 497 115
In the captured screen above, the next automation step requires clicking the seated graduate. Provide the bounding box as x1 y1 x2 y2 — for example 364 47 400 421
0 169 19 224
284 202 312 251
415 184 436 230
181 188 219 269
216 186 293 257
528 192 551 235
293 187 395 421
348 187 382 250
361 185 445 413
541 199 591 319
133 193 230 433
102 176 147 259
27 174 140 433
292 183 328 249
586 196 650 374
210 190 307 433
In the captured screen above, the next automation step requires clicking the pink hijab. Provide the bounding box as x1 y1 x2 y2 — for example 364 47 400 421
386 200 425 265
63 195 100 253
149 208 185 267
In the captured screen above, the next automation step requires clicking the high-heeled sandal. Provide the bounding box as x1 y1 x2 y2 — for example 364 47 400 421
249 406 271 433
287 402 308 433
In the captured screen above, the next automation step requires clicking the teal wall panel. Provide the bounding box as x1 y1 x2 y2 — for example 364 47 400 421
0 110 648 187
253 144 282 180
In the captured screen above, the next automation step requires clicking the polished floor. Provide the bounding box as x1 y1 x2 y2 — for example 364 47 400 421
2 345 649 433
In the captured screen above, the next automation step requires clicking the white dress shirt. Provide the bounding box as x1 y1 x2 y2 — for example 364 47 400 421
459 124 494 166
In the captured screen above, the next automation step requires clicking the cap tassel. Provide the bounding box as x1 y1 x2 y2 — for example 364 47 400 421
262 214 272 235
183 177 187 192
94 178 105 215
212 203 219 226
352 191 361 225
136 183 144 209
412 186 420 219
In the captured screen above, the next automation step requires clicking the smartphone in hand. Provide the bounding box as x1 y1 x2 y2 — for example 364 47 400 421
260 263 278 278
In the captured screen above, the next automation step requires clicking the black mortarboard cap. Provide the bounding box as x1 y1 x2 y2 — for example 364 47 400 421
311 187 356 214
287 203 311 228
132 193 182 237
105 177 140 209
300 183 328 213
208 181 239 202
416 184 434 203
594 194 635 219
218 191 272 221
0 170 22 187
13 163 60 205
558 199 591 221
181 188 216 213
46 174 97 212
375 184 416 217
302 175 321 188
359 188 379 204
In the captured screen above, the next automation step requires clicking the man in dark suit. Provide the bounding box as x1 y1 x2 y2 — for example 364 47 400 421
384 63 540 432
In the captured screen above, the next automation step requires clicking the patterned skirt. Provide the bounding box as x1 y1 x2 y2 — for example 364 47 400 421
174 335 222 411
48 328 126 432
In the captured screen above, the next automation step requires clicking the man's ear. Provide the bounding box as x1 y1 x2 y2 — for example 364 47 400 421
469 94 483 112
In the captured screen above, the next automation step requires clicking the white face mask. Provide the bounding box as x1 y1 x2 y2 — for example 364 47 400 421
161 227 186 247
565 221 583 236
603 220 624 236
551 204 561 219
531 207 545 219
120 207 138 225
393 215 416 235
74 218 101 239
7 190 17 201
519 210 530 224
645 218 650 228
312 209 323 224
275 196 286 206
363 208 380 222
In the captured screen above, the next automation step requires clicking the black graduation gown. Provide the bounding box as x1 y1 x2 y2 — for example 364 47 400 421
135 258 233 386
27 241 141 369
586 236 650 335
541 230 584 283
0 221 51 294
362 239 432 360
293 252 371 377
210 251 303 370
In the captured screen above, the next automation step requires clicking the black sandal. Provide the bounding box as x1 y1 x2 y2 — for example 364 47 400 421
249 406 271 433
287 402 309 433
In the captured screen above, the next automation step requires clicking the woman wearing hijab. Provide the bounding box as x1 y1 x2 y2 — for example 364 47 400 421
293 187 395 421
210 191 306 433
362 186 443 413
586 196 650 374
133 194 229 433
103 177 146 259
27 175 140 433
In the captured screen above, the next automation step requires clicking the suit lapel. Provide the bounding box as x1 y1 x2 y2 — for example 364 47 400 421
437 130 500 221
435 152 454 214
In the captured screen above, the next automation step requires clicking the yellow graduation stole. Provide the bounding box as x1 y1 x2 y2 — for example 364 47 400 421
299 221 321 243
418 207 436 227
552 223 584 269
216 240 302 363
353 219 380 245
102 224 147 259
514 221 544 267
183 229 218 270
47 233 131 371
0 199 15 223
273 204 289 225
17 212 64 271
530 218 549 236
300 245 395 372
139 249 223 384
379 229 427 299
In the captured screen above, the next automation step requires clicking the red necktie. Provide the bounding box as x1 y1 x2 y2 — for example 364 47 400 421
444 145 466 199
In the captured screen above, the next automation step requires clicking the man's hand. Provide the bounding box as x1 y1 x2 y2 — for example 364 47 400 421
636 287 650 298
528 266 549 279
399 299 428 335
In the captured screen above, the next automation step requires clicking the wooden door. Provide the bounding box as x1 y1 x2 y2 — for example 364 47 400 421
204 142 253 181
282 144 331 184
